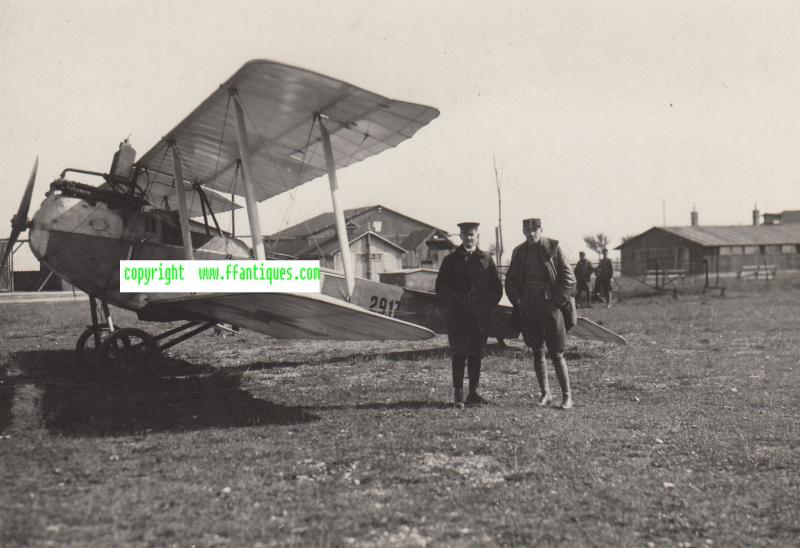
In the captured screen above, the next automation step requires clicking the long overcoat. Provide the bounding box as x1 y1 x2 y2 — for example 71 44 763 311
435 246 503 335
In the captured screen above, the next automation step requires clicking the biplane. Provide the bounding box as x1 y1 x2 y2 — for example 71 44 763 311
2 59 624 368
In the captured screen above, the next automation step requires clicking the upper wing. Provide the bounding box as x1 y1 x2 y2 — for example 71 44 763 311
143 291 435 341
136 59 440 201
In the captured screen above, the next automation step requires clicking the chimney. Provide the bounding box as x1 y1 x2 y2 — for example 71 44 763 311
690 206 698 227
752 203 760 226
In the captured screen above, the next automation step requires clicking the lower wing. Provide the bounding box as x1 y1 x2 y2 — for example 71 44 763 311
143 292 435 341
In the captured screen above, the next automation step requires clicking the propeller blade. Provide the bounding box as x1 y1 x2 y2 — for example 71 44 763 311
1 227 22 272
2 158 39 273
12 157 38 233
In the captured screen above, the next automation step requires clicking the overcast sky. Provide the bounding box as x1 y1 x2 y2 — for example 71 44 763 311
3 0 800 269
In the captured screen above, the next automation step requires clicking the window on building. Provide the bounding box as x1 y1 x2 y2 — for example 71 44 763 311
644 247 683 269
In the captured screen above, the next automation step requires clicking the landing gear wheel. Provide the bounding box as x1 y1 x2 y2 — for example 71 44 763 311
75 326 111 365
98 328 158 374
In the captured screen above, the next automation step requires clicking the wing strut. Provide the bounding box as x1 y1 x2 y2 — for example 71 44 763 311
318 113 355 300
232 91 266 260
169 142 195 260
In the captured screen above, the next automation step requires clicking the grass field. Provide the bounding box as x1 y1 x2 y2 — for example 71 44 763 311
1 285 798 547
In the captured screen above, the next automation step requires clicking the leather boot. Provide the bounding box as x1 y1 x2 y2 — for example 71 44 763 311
466 354 486 405
452 353 466 408
467 354 481 391
553 353 572 409
534 351 552 406
454 387 465 409
466 384 487 405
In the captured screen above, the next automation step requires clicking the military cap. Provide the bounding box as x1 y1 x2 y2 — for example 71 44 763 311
522 218 542 229
457 221 480 230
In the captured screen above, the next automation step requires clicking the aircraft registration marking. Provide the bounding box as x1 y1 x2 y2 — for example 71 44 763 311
368 295 401 317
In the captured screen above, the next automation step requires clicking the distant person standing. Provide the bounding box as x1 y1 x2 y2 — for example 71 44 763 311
435 222 503 408
574 251 594 308
595 248 614 308
505 218 576 409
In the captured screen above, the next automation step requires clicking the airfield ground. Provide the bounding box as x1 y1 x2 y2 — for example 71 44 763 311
1 282 799 547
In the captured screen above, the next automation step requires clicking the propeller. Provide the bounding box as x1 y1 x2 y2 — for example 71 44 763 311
1 157 38 272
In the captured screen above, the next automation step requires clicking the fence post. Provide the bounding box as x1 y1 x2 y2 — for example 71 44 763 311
655 261 660 290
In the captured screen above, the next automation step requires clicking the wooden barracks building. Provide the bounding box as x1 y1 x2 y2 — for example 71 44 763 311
617 207 800 277
263 205 455 281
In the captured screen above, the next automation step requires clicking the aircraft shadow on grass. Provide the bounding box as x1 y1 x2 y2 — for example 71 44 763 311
0 343 596 438
8 350 320 437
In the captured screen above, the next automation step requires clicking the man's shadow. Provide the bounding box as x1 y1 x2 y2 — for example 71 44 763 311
8 350 319 437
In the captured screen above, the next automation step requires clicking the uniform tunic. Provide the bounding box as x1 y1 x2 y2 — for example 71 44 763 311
595 257 614 300
505 238 575 356
574 258 594 300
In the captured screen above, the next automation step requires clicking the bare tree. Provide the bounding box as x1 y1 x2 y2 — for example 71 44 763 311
583 233 610 258
493 155 504 266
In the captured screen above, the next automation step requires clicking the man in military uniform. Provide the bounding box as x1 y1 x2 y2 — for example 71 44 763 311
435 222 503 408
574 251 594 308
595 248 614 308
505 218 576 409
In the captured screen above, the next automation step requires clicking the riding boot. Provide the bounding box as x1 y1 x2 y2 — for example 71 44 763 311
553 353 573 409
454 387 465 409
466 353 483 398
452 354 466 408
466 360 487 405
533 351 552 406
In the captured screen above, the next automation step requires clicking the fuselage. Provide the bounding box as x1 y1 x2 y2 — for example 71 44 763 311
29 192 251 311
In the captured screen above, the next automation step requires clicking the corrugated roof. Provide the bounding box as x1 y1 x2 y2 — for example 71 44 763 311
298 229 406 257
659 224 800 246
401 228 435 251
400 228 456 251
269 206 374 238
268 203 449 239
263 237 309 258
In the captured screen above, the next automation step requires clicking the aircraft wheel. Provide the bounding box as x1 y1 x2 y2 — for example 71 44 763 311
98 328 157 372
75 326 111 365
